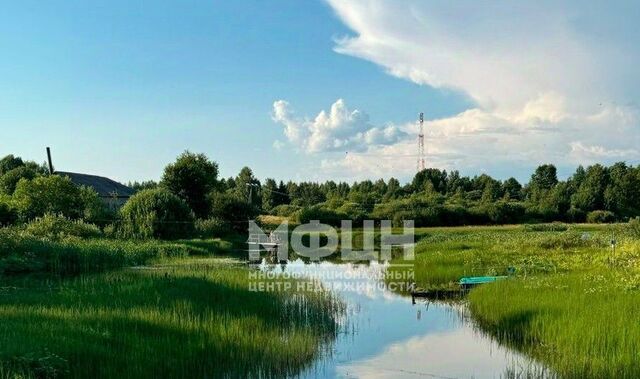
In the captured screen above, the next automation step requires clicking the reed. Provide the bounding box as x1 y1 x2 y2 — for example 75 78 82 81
0 260 342 378
399 224 640 378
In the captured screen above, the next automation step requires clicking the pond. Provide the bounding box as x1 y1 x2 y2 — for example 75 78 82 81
258 260 549 379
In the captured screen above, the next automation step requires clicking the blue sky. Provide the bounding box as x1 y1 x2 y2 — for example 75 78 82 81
1 1 639 184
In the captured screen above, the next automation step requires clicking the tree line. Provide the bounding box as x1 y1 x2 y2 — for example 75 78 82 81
1 151 639 239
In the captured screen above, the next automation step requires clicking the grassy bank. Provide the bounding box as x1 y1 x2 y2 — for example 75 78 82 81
0 260 342 378
0 227 243 275
398 224 640 378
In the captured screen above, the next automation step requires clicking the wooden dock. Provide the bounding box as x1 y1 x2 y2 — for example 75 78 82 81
411 276 509 303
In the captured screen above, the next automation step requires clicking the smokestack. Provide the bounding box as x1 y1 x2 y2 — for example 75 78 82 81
46 147 54 174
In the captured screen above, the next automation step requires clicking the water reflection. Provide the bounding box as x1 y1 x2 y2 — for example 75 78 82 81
258 260 548 379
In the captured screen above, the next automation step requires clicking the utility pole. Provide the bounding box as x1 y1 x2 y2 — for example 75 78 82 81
246 183 259 205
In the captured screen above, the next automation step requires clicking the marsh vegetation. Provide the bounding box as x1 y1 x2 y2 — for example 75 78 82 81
0 259 342 379
392 224 640 378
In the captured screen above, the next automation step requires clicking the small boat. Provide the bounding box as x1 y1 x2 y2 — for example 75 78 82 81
459 276 507 290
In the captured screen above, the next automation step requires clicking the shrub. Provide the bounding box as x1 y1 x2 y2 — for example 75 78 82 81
118 188 195 239
586 210 616 224
12 175 85 221
523 222 568 232
272 204 300 217
0 154 24 176
24 214 102 240
0 195 17 226
295 206 345 226
195 217 231 238
103 223 117 238
0 166 39 195
486 201 526 224
627 217 640 238
336 202 368 224
80 186 115 225
536 232 591 249
209 192 256 232
565 206 586 223
439 205 469 226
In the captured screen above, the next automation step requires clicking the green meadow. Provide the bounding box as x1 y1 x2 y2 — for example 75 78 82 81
396 224 640 378
0 237 342 379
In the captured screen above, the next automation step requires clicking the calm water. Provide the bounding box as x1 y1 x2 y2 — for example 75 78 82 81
259 260 548 379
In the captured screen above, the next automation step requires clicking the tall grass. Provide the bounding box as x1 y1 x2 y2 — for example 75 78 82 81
0 260 342 378
399 224 640 378
468 273 640 378
0 228 239 275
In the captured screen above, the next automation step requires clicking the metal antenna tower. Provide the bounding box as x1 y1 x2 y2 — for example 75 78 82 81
417 112 425 171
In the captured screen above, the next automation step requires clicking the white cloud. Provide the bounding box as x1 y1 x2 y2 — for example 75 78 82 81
315 1 640 180
569 142 640 163
272 98 407 153
328 1 605 111
320 96 640 180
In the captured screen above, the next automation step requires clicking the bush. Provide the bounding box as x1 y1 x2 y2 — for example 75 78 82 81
12 175 85 221
80 186 114 226
194 217 231 238
536 232 592 249
24 214 102 240
0 195 17 226
336 202 368 224
118 188 195 239
271 204 300 217
565 207 586 223
0 166 39 195
628 217 640 238
209 192 256 232
295 206 345 227
479 201 526 224
586 210 616 224
523 222 568 232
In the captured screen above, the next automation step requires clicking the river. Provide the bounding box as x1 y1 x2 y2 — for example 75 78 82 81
259 259 548 379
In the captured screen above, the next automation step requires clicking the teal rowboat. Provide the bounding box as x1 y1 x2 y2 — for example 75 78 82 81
459 276 507 289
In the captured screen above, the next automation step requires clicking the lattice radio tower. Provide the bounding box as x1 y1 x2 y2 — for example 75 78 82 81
417 112 425 171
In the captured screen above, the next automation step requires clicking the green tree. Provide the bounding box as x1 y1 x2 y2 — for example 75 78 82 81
529 164 558 193
13 175 85 220
502 177 523 200
262 178 278 212
127 180 158 193
80 186 114 225
412 168 447 194
277 181 289 205
373 179 388 201
572 164 608 212
161 151 218 218
481 180 501 203
234 167 261 207
0 194 17 226
604 162 640 218
0 166 39 195
210 192 256 232
0 155 24 176
119 188 194 239
383 178 401 201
